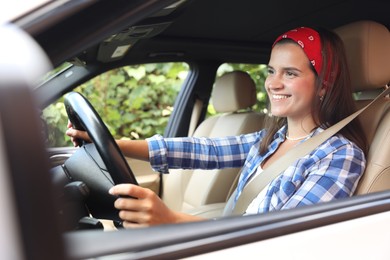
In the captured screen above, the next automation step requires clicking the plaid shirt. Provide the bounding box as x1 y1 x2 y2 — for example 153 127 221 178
146 125 366 214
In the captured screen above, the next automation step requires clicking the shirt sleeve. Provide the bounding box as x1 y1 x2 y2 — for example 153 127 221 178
146 133 260 173
279 141 366 210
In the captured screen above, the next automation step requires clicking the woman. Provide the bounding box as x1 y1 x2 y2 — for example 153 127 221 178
66 27 367 228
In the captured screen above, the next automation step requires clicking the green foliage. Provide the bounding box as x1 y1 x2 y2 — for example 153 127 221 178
42 62 268 147
42 100 70 146
76 63 188 140
43 63 188 147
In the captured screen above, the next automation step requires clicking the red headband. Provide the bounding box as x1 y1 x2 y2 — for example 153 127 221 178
273 27 323 76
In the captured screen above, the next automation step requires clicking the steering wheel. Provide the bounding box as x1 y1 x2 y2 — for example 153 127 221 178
63 91 138 221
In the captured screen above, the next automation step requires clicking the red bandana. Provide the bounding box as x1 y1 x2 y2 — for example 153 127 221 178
273 27 323 76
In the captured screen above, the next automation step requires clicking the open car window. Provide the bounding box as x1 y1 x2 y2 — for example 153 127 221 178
42 62 189 148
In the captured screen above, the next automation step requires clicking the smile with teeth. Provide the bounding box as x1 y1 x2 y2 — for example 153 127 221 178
272 94 291 100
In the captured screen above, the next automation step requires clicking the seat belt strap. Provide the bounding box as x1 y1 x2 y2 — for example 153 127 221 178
228 86 390 216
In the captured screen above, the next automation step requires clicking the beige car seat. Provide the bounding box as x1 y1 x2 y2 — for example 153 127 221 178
335 20 390 194
162 71 265 212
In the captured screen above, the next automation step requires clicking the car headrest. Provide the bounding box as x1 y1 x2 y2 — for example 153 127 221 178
335 20 390 92
211 71 257 113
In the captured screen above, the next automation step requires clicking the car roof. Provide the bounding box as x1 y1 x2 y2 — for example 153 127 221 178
16 0 390 67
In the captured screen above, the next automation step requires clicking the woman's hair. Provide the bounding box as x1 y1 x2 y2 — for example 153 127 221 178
259 27 368 154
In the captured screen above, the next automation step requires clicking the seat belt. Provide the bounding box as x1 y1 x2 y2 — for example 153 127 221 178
224 86 390 216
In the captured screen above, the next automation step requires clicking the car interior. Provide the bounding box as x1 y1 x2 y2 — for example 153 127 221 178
162 70 265 216
334 20 390 195
2 0 389 259
60 18 390 257
164 20 390 218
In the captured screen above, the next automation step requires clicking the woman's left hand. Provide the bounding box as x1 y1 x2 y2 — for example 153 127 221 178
109 184 203 228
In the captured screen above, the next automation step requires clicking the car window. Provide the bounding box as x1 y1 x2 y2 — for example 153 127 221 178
206 63 268 117
42 62 189 147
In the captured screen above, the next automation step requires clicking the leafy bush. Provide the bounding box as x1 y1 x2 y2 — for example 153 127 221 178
43 63 188 146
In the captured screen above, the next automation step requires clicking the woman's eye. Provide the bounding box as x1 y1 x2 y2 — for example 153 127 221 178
267 68 274 75
286 71 297 77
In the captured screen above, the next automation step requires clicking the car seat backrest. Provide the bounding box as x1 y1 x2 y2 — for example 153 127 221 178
335 20 390 194
162 71 265 212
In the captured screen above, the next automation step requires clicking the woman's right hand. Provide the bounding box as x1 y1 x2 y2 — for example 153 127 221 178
65 120 92 147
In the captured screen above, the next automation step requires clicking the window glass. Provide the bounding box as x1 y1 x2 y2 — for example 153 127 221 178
42 62 189 147
207 63 268 117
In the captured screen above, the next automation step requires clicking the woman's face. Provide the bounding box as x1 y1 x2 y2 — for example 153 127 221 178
265 42 318 122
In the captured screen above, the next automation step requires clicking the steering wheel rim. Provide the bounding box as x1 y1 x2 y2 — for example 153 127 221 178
64 91 138 186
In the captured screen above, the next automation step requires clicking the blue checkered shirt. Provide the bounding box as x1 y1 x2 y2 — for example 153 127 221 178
146 125 366 214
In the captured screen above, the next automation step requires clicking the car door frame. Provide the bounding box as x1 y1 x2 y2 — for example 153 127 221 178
63 190 390 259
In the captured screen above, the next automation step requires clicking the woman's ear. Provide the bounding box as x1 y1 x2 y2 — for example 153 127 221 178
318 87 326 99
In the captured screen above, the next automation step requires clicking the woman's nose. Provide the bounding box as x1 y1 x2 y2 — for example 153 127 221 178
266 76 283 90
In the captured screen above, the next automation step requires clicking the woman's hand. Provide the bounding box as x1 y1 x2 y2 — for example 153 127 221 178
109 184 205 228
65 120 92 146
